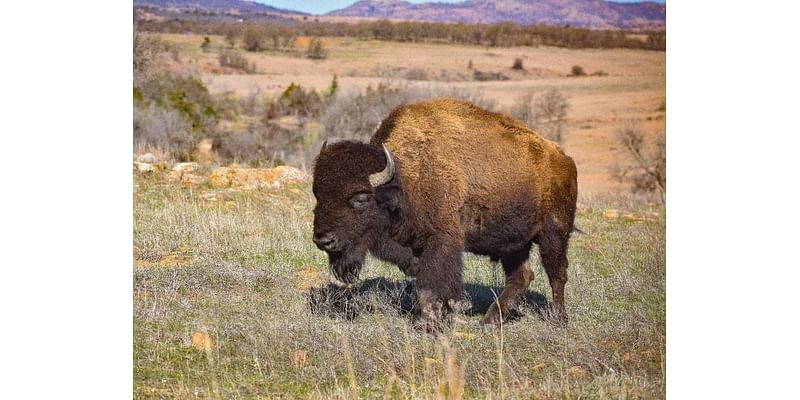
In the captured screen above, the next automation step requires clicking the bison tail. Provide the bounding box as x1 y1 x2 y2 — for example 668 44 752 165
572 226 586 235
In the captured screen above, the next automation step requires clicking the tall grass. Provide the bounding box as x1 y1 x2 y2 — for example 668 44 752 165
133 172 666 398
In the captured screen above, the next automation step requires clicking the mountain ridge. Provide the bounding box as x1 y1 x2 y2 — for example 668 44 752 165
326 0 665 29
133 0 309 16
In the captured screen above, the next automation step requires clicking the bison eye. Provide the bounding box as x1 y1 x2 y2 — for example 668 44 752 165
350 193 371 209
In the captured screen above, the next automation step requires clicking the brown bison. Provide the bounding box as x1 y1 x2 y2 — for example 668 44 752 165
312 97 578 328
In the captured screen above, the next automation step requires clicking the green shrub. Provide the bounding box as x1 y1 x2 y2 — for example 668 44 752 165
261 82 324 123
327 74 339 97
280 82 322 117
135 73 233 135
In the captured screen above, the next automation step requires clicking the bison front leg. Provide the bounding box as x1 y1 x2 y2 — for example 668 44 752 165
413 235 463 332
369 234 419 277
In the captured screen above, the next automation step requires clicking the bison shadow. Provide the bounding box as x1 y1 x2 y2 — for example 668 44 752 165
307 277 549 323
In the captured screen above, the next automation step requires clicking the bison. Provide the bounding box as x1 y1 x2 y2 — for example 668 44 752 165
311 97 578 328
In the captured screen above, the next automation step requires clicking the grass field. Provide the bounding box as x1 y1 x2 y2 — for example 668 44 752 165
133 170 665 398
152 33 665 194
135 31 666 398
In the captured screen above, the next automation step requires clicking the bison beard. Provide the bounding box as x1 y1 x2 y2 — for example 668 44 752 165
327 245 368 285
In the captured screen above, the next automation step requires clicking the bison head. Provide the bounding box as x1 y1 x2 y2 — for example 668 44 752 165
312 141 400 284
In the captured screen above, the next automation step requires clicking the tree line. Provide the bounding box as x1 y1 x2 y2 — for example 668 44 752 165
136 18 665 51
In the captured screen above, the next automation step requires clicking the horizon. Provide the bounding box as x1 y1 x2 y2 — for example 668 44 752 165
255 0 666 16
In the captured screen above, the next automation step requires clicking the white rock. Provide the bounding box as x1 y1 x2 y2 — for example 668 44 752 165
173 162 200 173
134 162 154 172
136 153 157 164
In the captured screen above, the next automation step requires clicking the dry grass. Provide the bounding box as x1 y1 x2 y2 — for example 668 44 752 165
133 170 665 398
145 33 665 195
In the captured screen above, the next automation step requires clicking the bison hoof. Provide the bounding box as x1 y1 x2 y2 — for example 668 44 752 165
412 315 452 334
481 306 504 326
412 306 453 334
548 306 568 328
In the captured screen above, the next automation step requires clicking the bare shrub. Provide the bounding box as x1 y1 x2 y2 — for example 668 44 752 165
209 117 317 167
569 65 586 77
133 104 195 161
242 26 266 52
306 37 328 59
133 33 168 85
507 89 569 143
218 51 257 74
224 31 236 48
239 88 263 116
512 58 525 70
320 83 495 143
404 68 429 81
611 120 666 201
473 69 509 81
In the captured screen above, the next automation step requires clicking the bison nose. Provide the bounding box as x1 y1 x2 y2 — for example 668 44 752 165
313 232 338 251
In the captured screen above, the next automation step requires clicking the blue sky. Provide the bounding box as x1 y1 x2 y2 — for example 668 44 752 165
257 1 664 16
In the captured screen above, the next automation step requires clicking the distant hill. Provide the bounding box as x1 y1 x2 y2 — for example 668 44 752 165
327 0 666 30
133 0 308 16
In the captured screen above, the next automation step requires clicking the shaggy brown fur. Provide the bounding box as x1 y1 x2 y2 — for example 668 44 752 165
312 97 578 329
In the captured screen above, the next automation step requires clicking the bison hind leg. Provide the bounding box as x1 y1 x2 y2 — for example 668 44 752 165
536 222 572 326
481 242 535 326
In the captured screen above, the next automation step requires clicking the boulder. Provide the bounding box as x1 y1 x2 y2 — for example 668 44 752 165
136 153 158 164
134 162 154 172
270 115 302 130
173 162 200 173
168 170 206 186
602 209 620 219
566 366 587 379
208 165 309 190
193 138 215 164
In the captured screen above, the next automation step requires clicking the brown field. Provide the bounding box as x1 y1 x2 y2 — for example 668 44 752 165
156 33 664 195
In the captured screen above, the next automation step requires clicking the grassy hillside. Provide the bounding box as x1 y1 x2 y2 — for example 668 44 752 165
133 170 665 398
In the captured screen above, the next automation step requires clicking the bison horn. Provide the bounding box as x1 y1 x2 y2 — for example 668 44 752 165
369 144 395 187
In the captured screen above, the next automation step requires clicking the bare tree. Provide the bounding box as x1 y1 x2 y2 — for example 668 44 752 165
507 89 569 143
133 33 166 85
307 38 328 59
611 120 666 201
